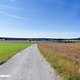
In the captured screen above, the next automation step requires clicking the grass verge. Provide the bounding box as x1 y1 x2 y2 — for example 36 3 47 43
0 42 31 65
38 44 80 80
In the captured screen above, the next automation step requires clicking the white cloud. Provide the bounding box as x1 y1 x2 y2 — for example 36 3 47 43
0 10 36 23
30 32 80 38
0 10 25 20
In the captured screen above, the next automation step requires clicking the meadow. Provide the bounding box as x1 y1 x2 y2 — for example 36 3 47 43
0 42 31 65
38 42 80 80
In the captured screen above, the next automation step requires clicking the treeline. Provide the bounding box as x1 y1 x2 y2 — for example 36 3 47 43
0 37 80 43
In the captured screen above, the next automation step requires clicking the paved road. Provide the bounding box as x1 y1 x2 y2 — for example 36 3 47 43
0 44 60 80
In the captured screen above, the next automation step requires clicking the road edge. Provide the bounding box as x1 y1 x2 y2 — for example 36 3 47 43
36 44 63 80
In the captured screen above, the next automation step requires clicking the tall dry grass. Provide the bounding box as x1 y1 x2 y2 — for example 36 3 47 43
38 42 80 80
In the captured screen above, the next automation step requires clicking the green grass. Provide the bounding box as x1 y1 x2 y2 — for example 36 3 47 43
38 46 80 80
0 42 31 65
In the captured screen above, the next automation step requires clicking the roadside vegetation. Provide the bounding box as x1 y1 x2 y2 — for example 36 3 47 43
38 42 80 80
0 42 31 65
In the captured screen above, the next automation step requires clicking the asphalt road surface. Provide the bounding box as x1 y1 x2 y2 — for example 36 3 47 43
0 44 61 80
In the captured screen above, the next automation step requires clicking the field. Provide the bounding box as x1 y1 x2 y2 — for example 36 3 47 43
38 42 80 80
0 42 31 65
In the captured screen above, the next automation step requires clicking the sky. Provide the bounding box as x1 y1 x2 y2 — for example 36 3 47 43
0 0 80 38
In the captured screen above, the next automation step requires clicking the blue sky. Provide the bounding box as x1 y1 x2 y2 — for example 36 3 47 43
0 0 80 38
